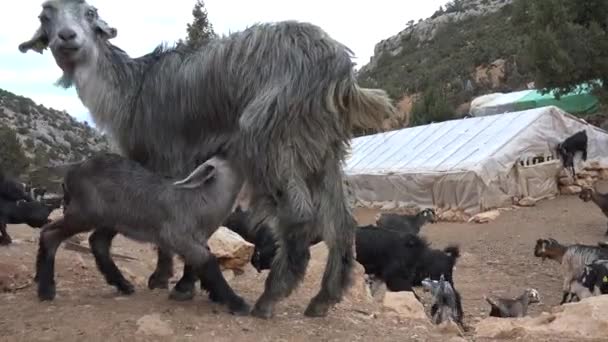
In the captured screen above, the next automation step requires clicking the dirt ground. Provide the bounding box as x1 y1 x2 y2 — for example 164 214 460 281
1 194 605 341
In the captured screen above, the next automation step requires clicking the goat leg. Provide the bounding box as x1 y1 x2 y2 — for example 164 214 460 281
89 228 135 295
168 263 197 302
147 246 174 290
0 220 11 245
198 254 250 316
560 291 571 305
37 218 90 301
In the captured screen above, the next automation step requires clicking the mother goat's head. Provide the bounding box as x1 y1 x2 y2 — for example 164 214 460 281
19 0 117 73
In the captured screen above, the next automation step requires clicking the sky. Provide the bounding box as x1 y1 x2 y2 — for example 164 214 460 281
0 0 445 125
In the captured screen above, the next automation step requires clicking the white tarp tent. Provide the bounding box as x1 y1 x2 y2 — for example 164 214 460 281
343 106 608 214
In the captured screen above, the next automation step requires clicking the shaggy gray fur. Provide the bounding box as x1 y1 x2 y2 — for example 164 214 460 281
20 0 396 318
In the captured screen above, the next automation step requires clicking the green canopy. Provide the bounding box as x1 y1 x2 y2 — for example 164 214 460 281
513 83 601 116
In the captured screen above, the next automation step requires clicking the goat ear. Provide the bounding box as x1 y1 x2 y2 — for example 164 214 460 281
18 27 48 54
173 163 216 189
95 18 117 39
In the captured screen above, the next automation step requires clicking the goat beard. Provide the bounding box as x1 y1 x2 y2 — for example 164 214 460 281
55 71 75 89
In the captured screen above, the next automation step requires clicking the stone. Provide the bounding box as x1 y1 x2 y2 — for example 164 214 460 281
475 296 608 340
558 176 574 186
382 291 427 320
208 227 254 272
560 185 582 195
468 210 500 223
136 313 174 337
599 169 608 180
517 197 537 207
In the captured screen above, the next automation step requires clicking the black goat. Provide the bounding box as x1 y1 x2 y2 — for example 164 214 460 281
355 226 425 291
556 130 588 178
243 219 460 290
0 198 53 245
222 206 322 272
375 208 437 235
355 226 460 291
580 259 608 295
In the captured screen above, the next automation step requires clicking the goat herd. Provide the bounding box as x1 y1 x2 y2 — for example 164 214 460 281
3 0 608 335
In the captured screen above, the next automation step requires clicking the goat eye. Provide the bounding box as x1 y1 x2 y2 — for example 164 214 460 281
86 9 96 18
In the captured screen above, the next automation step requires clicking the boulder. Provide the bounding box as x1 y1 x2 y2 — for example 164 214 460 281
382 291 427 320
468 210 500 224
208 227 254 272
560 185 582 195
437 208 470 222
517 197 537 207
558 176 574 186
475 295 608 340
599 169 608 181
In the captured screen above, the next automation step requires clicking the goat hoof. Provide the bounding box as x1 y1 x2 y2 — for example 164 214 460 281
147 275 169 290
229 298 251 316
251 303 274 319
0 237 12 246
207 291 224 304
303 300 330 318
38 284 56 301
168 288 195 301
117 282 135 295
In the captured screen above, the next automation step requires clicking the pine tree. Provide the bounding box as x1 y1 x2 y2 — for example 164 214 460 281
184 0 216 49
515 0 608 99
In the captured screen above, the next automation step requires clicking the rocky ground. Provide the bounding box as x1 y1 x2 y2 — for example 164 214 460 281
1 195 608 341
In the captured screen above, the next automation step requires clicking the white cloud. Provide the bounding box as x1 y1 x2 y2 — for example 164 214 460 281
1 0 445 123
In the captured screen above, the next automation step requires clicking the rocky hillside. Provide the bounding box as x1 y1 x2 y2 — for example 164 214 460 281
0 88 110 186
357 0 534 128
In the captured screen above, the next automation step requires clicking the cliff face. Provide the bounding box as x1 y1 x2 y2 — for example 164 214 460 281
0 88 111 188
357 0 535 129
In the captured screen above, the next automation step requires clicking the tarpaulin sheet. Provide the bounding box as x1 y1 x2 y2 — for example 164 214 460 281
344 106 608 214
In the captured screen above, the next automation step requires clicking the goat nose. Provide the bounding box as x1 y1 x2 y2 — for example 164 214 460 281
58 28 77 41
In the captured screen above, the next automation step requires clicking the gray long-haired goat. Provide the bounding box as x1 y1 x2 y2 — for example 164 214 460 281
34 153 249 314
19 0 396 318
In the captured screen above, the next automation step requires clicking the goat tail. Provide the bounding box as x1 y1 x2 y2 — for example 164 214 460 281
444 245 461 261
331 79 397 132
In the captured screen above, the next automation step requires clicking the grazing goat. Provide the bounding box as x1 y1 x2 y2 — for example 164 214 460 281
34 153 249 315
556 130 588 178
355 226 460 291
421 275 464 326
0 199 54 245
580 259 608 296
484 288 540 318
579 187 608 235
534 238 608 304
375 208 437 235
20 0 396 318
